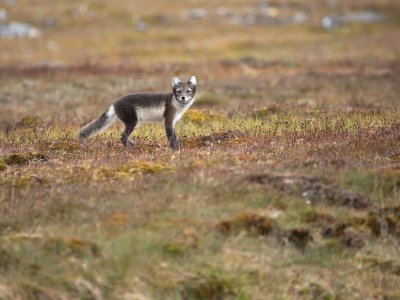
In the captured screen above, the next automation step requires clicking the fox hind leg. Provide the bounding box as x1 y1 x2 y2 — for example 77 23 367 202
121 123 137 148
117 109 138 148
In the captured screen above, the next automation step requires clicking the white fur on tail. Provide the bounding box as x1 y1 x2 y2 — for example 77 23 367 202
79 105 117 140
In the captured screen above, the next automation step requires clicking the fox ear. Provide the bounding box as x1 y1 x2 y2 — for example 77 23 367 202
172 77 181 87
188 76 196 86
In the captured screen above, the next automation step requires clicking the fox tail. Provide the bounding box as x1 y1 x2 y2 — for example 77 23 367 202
78 105 117 140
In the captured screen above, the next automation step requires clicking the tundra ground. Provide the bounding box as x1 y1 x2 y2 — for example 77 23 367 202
1 0 400 299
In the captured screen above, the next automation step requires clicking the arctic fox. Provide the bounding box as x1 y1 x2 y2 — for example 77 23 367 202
78 76 197 150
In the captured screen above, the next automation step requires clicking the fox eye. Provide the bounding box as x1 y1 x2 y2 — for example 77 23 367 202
176 89 181 93
187 89 192 93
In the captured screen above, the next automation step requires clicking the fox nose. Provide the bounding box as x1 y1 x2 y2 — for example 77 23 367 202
181 96 186 100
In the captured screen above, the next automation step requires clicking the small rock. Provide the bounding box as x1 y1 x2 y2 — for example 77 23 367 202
264 7 279 17
41 18 58 28
216 7 230 17
322 11 385 31
0 22 40 39
258 0 269 10
186 8 208 20
0 9 7 21
293 12 307 24
135 21 147 32
4 0 17 6
322 16 335 30
71 4 88 18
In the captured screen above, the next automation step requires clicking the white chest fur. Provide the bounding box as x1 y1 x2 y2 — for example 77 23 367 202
136 105 165 123
173 98 195 126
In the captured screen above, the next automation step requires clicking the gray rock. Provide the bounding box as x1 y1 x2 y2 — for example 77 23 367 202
0 9 6 21
0 22 40 38
216 7 230 17
322 16 335 30
339 11 385 23
293 12 307 24
232 12 308 26
322 11 385 30
135 21 147 32
258 0 269 10
4 0 17 6
41 18 58 28
186 8 208 20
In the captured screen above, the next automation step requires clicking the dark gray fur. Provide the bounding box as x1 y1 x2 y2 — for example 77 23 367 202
114 92 175 148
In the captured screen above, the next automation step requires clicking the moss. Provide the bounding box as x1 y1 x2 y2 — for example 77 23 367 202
2 154 29 165
184 159 207 169
286 228 313 251
183 109 213 125
365 213 399 237
298 282 336 300
128 161 168 174
321 221 366 249
0 163 6 172
183 109 225 125
180 273 239 300
215 212 275 236
0 152 46 166
162 242 186 257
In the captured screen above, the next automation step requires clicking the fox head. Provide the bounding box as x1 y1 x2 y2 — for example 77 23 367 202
172 76 196 104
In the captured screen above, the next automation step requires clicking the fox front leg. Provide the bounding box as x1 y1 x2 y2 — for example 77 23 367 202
165 122 179 150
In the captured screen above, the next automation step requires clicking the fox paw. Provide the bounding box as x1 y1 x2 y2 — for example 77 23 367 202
122 139 134 148
170 141 180 151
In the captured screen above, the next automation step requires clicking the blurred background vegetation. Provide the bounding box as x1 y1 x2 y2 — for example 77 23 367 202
1 0 399 66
